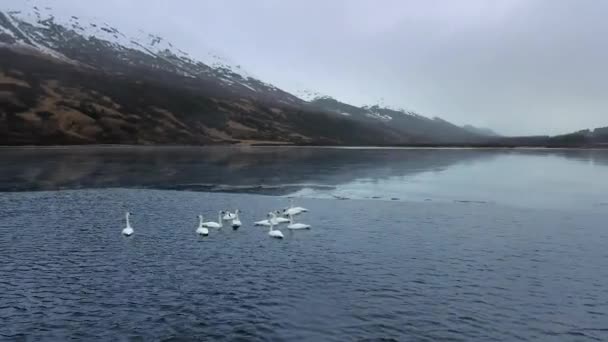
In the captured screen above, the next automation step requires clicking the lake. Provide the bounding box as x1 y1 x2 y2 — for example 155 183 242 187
1 147 607 341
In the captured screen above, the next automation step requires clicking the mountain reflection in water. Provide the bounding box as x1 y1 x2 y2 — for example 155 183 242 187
0 147 490 193
1 146 607 210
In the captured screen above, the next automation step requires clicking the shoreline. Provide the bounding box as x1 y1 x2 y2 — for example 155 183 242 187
1 143 608 150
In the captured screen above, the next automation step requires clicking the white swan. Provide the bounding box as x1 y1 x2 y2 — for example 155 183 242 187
287 214 311 230
273 210 290 223
122 212 134 236
254 218 272 226
283 198 308 217
254 211 288 226
196 215 209 236
231 210 242 229
268 213 284 239
222 210 236 221
202 211 223 229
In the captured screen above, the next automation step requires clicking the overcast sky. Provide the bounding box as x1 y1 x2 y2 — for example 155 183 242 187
6 0 608 135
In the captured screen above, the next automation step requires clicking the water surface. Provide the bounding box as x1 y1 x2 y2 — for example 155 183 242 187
1 147 607 341
2 146 608 211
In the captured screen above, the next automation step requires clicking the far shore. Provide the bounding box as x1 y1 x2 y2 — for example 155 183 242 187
1 143 608 150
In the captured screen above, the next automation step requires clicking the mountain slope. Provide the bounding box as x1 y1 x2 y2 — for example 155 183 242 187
0 4 484 146
2 47 413 145
307 97 485 143
0 7 302 106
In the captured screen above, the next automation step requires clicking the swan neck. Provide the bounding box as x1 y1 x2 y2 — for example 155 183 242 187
125 213 132 228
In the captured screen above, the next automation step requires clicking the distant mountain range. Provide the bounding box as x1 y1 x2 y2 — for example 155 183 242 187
493 127 608 148
0 4 605 147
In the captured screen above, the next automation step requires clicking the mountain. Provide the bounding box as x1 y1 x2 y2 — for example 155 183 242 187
307 97 484 143
548 127 608 146
0 4 485 146
476 126 608 148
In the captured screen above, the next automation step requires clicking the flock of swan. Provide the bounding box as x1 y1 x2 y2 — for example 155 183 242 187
121 199 311 239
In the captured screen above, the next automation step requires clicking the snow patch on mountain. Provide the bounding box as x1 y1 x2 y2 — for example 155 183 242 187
365 111 393 121
1 0 255 82
1 9 74 62
295 88 327 102
0 23 13 37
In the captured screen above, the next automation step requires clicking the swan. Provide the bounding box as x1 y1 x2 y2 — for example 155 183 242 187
202 211 223 229
268 213 284 239
122 212 134 236
222 210 236 221
196 215 209 236
287 214 311 230
282 198 308 217
254 211 288 226
231 210 242 229
273 210 290 224
254 218 272 226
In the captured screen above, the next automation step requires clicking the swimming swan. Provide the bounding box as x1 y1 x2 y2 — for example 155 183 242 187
202 211 223 229
254 218 272 226
222 210 236 221
283 198 308 217
287 214 311 230
196 215 209 236
122 212 134 236
255 211 288 226
273 210 290 223
231 210 242 229
268 213 284 239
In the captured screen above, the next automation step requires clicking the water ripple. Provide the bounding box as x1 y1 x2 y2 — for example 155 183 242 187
0 189 607 341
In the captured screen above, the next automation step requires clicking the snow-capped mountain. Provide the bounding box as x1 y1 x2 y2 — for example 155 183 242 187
0 3 303 106
0 2 489 146
308 99 485 143
0 3 399 146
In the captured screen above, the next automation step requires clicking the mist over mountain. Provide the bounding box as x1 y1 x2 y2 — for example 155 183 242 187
462 125 500 137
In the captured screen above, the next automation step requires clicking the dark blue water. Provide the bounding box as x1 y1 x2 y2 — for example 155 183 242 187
1 147 608 341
